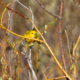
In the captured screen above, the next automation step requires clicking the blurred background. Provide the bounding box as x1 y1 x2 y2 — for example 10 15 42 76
0 0 80 80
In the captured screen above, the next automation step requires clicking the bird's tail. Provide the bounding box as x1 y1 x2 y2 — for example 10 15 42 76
12 37 24 47
6 37 24 51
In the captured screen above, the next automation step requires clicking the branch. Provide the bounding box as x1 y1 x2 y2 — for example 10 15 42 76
28 49 37 80
36 0 60 19
65 30 70 57
58 0 67 74
8 0 17 79
73 35 80 79
22 46 37 80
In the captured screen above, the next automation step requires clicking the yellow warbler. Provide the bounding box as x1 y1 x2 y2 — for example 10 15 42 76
12 30 39 47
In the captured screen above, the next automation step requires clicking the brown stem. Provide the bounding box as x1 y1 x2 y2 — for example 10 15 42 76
0 2 30 21
58 0 67 72
36 0 61 19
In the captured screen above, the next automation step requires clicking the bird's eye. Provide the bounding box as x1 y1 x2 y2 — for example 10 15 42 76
32 33 33 34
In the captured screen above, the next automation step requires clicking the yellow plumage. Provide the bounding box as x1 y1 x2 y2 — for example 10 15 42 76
23 30 39 42
12 30 39 47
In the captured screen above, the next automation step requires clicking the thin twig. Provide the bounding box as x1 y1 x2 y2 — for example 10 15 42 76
74 35 80 50
49 76 67 80
73 35 80 79
36 0 60 19
65 30 72 76
27 49 37 80
65 30 70 55
42 18 57 34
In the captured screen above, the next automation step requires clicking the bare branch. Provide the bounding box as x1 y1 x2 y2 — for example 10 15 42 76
36 0 60 19
8 0 17 79
21 42 37 80
28 48 37 80
65 30 70 56
58 0 67 73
